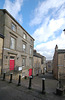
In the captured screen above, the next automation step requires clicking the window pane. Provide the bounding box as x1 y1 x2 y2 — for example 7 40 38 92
30 39 33 44
23 33 26 39
23 34 25 39
30 48 32 55
23 44 25 49
23 44 26 52
29 58 32 66
11 23 16 32
22 58 26 66
10 37 15 49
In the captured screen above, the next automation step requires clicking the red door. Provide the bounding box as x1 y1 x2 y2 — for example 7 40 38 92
10 59 15 70
29 69 32 76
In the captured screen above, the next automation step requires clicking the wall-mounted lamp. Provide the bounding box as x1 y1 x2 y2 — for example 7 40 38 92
17 57 19 60
63 29 65 34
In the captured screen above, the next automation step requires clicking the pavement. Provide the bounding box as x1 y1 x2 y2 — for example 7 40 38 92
0 72 65 100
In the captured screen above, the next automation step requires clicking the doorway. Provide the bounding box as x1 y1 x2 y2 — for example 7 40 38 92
29 69 32 76
10 56 15 70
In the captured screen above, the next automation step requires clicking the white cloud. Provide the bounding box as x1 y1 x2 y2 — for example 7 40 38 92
3 0 23 24
30 0 65 60
30 0 65 26
48 18 64 32
33 17 65 44
35 32 65 60
33 17 65 59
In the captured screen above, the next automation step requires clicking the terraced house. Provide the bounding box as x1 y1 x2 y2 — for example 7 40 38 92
53 45 65 79
33 50 46 76
0 9 34 78
46 60 53 72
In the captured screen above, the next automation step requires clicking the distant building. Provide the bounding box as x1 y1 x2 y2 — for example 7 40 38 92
53 45 65 79
46 60 53 72
0 9 34 77
41 55 46 74
33 50 46 76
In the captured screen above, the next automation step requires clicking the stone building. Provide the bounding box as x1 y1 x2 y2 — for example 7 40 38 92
0 9 34 77
53 45 65 79
33 50 46 76
46 60 53 72
41 56 46 74
0 34 4 74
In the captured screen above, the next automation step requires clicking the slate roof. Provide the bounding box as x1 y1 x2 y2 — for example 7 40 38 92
33 50 44 58
58 49 65 54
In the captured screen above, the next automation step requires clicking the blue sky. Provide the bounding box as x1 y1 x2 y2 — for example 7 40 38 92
0 0 65 60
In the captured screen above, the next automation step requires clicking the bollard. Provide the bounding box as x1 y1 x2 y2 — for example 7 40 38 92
18 75 21 86
59 80 62 88
28 76 32 89
9 73 13 83
42 78 46 94
3 72 6 81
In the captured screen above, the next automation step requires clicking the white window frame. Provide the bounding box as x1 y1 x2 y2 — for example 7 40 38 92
22 58 26 66
23 33 27 39
11 23 16 32
29 57 32 67
10 37 16 50
23 43 26 52
30 47 32 55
